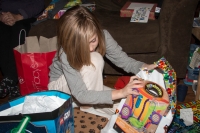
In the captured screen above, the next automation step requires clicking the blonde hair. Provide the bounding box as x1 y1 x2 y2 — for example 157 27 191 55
57 5 105 70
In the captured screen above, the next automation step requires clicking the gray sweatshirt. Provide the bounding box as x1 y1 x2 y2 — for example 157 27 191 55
49 30 144 104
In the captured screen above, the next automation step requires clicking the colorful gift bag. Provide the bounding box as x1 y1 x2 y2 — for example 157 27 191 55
168 114 200 133
0 90 74 133
102 57 177 133
168 101 200 133
176 100 200 123
13 29 57 96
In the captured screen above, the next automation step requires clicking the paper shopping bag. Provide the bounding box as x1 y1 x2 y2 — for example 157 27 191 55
13 30 57 96
102 57 177 133
0 90 74 133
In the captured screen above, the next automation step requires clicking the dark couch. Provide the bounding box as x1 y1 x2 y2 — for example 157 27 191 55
28 0 199 78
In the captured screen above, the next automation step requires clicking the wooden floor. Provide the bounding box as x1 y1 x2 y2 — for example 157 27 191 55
0 75 196 105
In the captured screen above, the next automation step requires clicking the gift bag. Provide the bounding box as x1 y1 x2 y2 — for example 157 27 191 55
13 29 57 96
0 90 74 133
102 57 177 133
168 100 200 133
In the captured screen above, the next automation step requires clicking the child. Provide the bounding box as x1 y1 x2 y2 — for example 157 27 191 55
48 5 157 119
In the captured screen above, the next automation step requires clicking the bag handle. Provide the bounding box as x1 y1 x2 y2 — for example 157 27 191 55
18 29 26 48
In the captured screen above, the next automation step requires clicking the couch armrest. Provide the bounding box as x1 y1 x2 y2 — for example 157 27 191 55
158 0 199 78
159 0 198 56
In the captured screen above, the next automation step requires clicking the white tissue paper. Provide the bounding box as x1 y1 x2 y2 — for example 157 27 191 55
180 108 193 126
22 95 66 114
0 96 66 116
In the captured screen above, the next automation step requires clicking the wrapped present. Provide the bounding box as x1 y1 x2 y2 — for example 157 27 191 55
64 0 82 8
35 0 69 24
120 2 157 20
53 0 96 19
53 9 67 19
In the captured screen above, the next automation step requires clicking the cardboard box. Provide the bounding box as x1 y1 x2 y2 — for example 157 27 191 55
113 81 170 133
106 57 177 133
120 2 157 20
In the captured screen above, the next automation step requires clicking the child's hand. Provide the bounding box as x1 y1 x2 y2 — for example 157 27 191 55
120 76 144 98
142 63 157 71
111 76 145 100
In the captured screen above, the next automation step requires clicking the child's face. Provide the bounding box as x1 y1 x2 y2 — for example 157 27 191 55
89 34 98 52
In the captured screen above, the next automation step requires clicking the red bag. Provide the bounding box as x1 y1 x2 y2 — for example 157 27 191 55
13 30 57 96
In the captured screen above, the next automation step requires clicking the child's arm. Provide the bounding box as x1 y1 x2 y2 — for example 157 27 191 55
104 30 143 74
